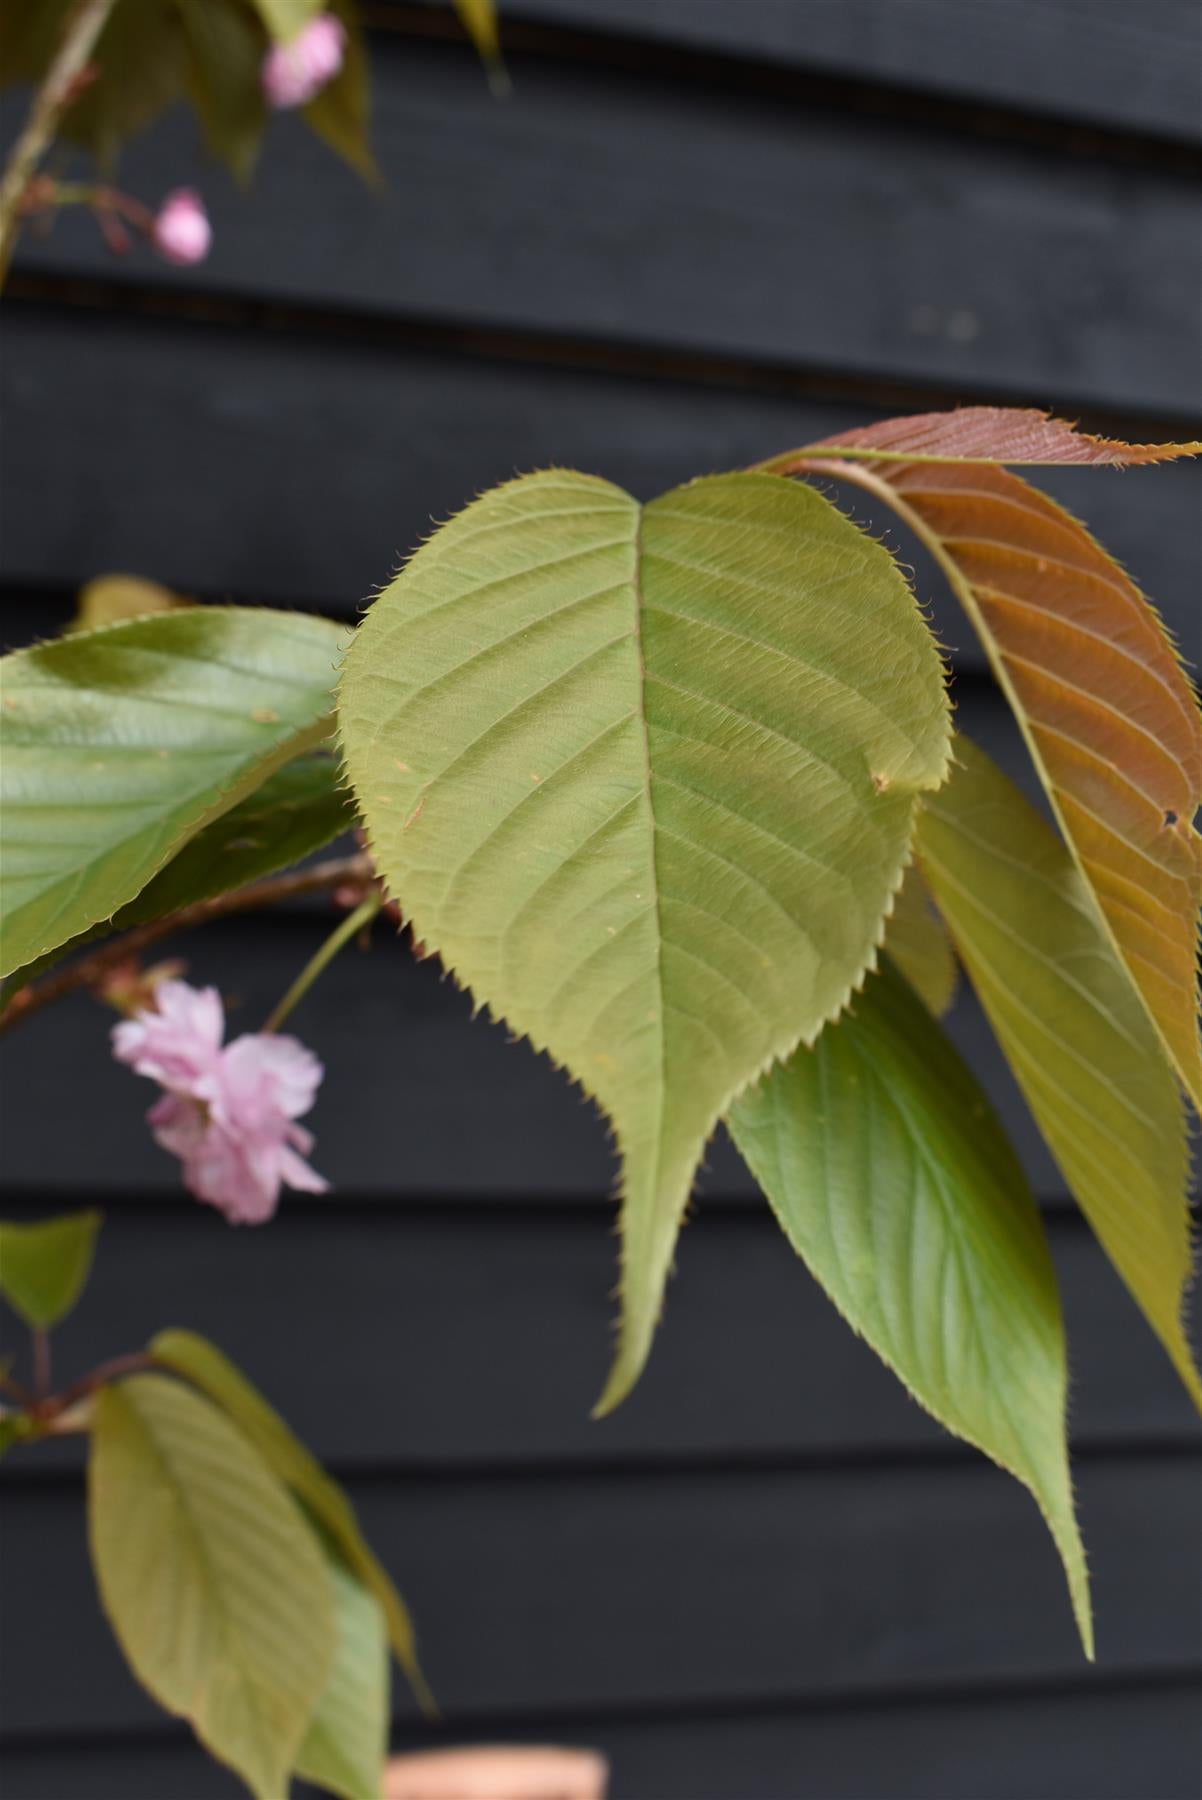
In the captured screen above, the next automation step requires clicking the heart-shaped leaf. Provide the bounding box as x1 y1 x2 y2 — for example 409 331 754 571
89 1374 335 1800
339 470 951 1406
0 607 345 980
295 1561 389 1800
729 957 1091 1653
916 738 1200 1411
778 415 1202 1106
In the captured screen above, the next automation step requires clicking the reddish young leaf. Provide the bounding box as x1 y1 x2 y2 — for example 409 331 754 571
779 425 1202 1108
768 407 1202 468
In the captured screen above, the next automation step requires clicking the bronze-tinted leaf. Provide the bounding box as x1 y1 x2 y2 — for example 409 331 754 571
779 407 1202 467
775 415 1202 1107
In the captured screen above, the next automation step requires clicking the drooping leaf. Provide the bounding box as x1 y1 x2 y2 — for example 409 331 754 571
452 0 508 91
89 1374 335 1800
58 0 189 168
774 407 1202 468
338 470 952 1407
728 957 1091 1653
302 0 377 183
295 1560 389 1800
788 421 1202 1107
249 0 325 42
150 1329 429 1707
178 0 270 183
0 607 345 979
71 574 186 634
882 861 957 1015
917 738 1200 1410
116 754 352 923
1 756 351 1007
0 1209 102 1329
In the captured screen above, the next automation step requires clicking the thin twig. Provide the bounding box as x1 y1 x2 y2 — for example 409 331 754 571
31 1328 51 1401
0 0 120 282
45 1349 155 1418
0 852 376 1035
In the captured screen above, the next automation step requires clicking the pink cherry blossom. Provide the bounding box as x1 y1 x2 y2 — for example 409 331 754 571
152 188 211 266
113 980 327 1224
261 13 346 110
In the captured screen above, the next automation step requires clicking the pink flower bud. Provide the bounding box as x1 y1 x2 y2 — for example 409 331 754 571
152 188 211 266
261 12 346 110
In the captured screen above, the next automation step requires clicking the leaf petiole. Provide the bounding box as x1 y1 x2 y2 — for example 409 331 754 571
263 892 382 1035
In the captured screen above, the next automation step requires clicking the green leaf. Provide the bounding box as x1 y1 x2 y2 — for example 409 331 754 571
302 0 377 182
0 606 345 979
0 1210 101 1329
0 1412 30 1459
118 754 352 923
249 0 324 43
295 1561 389 1800
89 1374 334 1800
452 0 508 91
150 1329 429 1707
916 737 1201 1411
728 958 1092 1653
883 861 957 1015
338 470 951 1408
177 0 270 183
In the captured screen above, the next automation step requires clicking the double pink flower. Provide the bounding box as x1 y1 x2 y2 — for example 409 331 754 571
113 981 327 1223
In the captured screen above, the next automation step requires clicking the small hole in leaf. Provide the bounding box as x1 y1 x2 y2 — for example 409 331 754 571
1164 809 1179 827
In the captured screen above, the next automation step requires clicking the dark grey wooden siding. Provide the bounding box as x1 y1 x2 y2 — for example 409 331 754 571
1 3 1199 1794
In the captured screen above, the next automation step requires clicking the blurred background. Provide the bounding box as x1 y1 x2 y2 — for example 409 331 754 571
0 2 1199 1795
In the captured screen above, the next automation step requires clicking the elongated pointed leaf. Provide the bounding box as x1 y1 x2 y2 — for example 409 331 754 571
0 608 345 979
883 862 957 1016
791 421 1202 1105
338 470 951 1407
295 1561 389 1800
89 1375 334 1800
917 738 1200 1410
778 407 1202 467
0 1209 101 1329
150 1329 428 1707
729 958 1091 1652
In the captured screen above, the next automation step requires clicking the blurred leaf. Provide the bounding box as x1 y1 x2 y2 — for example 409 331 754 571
798 413 1202 1109
295 1561 389 1800
339 469 951 1412
90 1374 335 1800
883 862 957 1015
117 754 352 923
917 737 1201 1411
0 755 350 1015
151 1328 430 1707
0 1413 33 1459
0 1210 102 1329
178 0 269 183
302 0 377 183
453 0 508 91
0 606 345 979
793 406 1202 467
729 958 1091 1653
250 0 324 42
63 0 189 169
71 574 186 633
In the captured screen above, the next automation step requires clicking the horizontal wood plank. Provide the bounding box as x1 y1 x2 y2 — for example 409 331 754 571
0 1204 1193 1473
2 307 1197 669
2 1455 1197 1736
424 0 1202 145
5 1680 1201 1800
6 38 1200 412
